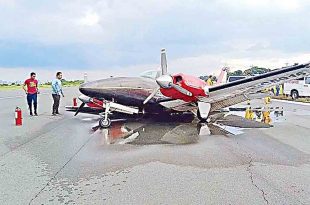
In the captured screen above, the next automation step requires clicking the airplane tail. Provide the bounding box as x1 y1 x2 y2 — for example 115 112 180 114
216 67 229 85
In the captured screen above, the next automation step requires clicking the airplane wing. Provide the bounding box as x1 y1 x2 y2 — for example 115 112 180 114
200 63 310 111
160 63 310 112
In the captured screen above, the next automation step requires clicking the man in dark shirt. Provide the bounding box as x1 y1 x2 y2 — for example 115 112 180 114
23 72 39 116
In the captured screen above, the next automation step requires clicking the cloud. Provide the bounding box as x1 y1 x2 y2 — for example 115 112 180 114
0 0 310 81
2 50 309 82
244 0 301 11
219 0 302 11
78 10 100 27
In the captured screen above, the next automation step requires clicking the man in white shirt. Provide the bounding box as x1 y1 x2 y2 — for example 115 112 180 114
51 72 64 115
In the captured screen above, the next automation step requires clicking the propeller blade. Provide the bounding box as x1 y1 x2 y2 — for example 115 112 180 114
143 87 160 104
170 84 193 96
161 48 167 75
74 102 86 116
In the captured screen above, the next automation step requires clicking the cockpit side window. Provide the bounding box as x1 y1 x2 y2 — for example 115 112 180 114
175 76 182 84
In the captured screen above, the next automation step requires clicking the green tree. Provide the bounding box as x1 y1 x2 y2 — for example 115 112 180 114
228 66 270 77
227 70 243 77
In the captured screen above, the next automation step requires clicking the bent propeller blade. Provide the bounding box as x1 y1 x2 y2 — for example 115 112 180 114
74 102 86 116
143 87 160 104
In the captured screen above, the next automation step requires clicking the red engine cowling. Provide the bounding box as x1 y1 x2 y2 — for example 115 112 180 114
160 73 208 102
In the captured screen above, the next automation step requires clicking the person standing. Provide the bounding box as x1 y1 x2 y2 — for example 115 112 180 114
23 72 39 116
275 85 280 96
51 72 64 115
206 75 214 86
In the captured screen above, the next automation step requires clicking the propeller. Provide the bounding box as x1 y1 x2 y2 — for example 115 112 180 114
74 102 86 116
161 48 168 75
143 87 160 105
143 48 192 105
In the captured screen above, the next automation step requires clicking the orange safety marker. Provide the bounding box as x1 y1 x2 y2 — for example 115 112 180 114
15 107 22 126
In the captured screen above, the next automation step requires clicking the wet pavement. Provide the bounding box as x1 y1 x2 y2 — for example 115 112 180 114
0 89 310 204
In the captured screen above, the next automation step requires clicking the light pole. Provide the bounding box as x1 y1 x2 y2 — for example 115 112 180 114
84 72 88 83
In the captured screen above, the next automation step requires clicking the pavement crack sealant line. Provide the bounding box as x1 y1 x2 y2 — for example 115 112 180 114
246 157 270 205
28 128 97 205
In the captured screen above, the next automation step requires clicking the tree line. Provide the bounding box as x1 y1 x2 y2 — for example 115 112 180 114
227 66 271 77
199 66 271 82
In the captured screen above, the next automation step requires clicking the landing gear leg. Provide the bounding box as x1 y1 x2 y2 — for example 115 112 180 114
99 102 111 128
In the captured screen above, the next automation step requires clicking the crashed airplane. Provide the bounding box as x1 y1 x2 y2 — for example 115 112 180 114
66 49 310 128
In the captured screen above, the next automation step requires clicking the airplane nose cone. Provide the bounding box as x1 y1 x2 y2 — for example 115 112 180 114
79 81 102 97
156 75 173 88
79 82 90 96
78 78 121 98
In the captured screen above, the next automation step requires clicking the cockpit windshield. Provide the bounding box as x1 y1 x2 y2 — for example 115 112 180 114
139 70 160 80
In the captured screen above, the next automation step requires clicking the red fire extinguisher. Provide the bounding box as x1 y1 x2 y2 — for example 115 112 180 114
73 98 77 107
15 107 22 126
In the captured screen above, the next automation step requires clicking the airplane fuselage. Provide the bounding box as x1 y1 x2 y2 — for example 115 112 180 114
79 77 161 108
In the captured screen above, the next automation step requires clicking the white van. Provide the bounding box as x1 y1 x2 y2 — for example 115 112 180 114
283 77 310 100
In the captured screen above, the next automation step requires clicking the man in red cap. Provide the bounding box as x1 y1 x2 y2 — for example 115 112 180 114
23 72 39 116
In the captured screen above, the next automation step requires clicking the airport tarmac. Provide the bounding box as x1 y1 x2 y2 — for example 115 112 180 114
0 88 310 205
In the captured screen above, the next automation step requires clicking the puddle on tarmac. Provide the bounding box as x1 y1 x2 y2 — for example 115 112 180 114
95 122 241 145
93 116 200 145
92 115 244 145
89 107 287 145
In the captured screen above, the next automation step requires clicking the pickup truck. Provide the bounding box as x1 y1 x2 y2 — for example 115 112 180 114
283 77 310 100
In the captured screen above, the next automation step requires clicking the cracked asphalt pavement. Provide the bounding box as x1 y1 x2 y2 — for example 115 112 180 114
0 88 310 204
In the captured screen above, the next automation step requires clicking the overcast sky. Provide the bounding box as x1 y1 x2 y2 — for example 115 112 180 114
0 0 310 81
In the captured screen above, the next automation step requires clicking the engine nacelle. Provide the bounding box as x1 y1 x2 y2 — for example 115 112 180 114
160 73 208 102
